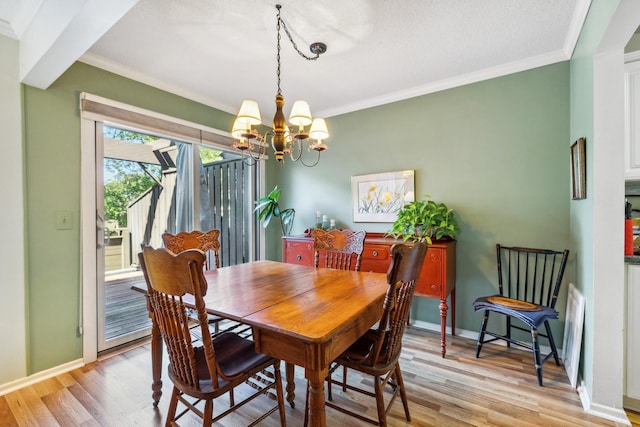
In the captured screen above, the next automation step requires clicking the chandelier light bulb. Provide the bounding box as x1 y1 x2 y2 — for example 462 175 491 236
309 118 329 141
231 118 248 139
237 99 262 125
289 100 313 128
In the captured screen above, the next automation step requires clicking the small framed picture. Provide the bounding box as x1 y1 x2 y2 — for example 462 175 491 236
571 137 586 200
351 170 415 222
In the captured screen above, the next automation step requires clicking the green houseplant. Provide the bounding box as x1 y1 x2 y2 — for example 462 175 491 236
387 196 461 243
254 186 295 236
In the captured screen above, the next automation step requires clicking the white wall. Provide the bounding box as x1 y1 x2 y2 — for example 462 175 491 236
0 34 27 384
591 1 640 417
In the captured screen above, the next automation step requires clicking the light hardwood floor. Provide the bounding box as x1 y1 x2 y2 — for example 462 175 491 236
1 328 638 426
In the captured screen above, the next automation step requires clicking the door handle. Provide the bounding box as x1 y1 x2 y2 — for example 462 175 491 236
97 212 106 249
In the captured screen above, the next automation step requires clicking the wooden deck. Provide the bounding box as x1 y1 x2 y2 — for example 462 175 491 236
105 270 151 341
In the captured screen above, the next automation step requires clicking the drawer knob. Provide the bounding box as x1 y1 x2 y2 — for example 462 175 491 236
296 255 302 261
372 251 378 257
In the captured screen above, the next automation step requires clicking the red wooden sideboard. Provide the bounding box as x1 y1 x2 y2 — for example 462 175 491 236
282 232 456 357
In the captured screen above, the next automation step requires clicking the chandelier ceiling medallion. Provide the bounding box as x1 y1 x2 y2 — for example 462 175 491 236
231 4 329 167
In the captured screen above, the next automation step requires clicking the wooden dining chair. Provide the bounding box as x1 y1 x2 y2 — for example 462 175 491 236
162 229 221 270
304 240 428 427
162 229 247 337
139 246 287 426
311 229 366 271
311 228 367 393
473 244 570 386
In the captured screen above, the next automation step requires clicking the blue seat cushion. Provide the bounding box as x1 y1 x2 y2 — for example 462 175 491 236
473 295 558 329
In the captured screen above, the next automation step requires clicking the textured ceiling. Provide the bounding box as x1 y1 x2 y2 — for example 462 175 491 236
2 0 587 126
81 0 583 122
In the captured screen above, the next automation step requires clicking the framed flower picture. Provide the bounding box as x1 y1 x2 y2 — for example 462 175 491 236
351 170 415 222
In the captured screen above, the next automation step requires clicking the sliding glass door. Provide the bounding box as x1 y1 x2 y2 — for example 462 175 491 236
97 125 254 353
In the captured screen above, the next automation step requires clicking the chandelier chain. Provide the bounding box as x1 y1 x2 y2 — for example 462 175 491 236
279 19 322 61
276 5 282 95
276 5 321 96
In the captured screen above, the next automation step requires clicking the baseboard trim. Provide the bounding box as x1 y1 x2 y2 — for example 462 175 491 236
409 319 557 356
0 359 84 397
624 395 640 413
577 379 631 425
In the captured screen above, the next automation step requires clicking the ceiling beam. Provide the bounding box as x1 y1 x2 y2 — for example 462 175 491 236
20 0 139 89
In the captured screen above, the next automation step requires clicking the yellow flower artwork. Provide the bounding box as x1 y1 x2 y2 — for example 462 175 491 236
351 170 415 223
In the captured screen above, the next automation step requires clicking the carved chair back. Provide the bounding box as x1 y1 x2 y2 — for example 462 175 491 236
311 229 366 271
162 229 221 270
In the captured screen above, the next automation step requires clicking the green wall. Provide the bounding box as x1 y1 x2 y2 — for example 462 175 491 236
23 60 570 373
0 34 27 384
22 62 235 373
569 0 620 400
276 62 571 336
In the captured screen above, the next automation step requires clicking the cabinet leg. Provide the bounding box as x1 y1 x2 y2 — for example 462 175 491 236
439 299 448 358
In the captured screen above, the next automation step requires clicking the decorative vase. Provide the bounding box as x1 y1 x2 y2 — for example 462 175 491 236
280 208 295 236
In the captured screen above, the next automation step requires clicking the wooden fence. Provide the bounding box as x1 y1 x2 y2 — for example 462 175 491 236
109 157 251 269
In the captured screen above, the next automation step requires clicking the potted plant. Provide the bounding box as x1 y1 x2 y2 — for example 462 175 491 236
254 186 295 236
387 196 461 243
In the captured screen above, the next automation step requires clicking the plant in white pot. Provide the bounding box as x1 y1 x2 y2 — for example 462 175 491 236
254 186 295 236
387 196 461 243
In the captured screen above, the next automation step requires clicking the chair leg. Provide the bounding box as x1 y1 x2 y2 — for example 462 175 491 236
506 316 512 348
531 327 544 386
544 320 561 366
303 382 310 427
166 386 180 427
374 375 387 427
202 399 214 426
342 366 348 392
273 361 287 427
394 363 411 421
476 310 489 358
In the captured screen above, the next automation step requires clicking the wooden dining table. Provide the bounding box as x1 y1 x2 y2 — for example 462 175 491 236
141 260 389 427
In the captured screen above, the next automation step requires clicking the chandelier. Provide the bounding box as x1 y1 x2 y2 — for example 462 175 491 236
231 4 329 167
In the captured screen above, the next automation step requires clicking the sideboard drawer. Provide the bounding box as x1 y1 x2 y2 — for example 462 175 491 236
416 281 442 296
283 240 313 266
361 244 391 273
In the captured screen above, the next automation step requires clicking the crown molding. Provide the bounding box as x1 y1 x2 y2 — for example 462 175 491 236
80 52 237 116
83 46 570 120
563 0 592 58
317 49 569 118
0 19 17 40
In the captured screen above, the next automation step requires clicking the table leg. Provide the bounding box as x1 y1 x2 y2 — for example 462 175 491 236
439 298 448 358
150 314 163 406
285 362 296 408
306 367 328 427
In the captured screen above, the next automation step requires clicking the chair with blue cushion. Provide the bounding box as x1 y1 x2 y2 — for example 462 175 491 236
473 244 569 386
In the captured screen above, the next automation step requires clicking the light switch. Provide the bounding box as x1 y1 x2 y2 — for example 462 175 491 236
56 211 73 230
